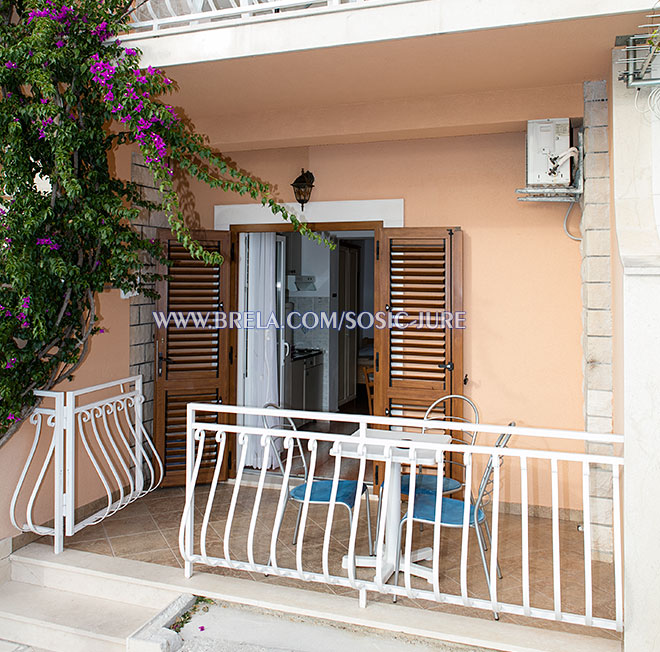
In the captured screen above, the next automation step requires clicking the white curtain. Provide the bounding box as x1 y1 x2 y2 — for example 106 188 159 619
243 232 281 469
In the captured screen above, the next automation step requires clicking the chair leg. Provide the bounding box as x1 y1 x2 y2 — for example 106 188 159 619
267 496 289 572
364 487 374 556
392 517 407 603
375 489 383 544
483 520 502 579
474 522 498 620
292 502 303 546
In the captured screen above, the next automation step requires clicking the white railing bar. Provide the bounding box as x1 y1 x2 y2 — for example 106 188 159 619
182 550 620 630
72 390 140 415
551 458 561 619
201 431 226 565
247 436 271 571
520 455 531 617
431 450 444 603
78 412 116 523
223 432 248 569
459 452 472 606
269 437 295 574
403 450 417 600
33 390 61 398
188 402 625 444
295 439 319 581
612 464 623 632
489 452 501 617
322 441 343 583
192 422 624 466
10 412 47 532
65 390 75 535
66 376 139 400
108 404 136 498
26 434 57 536
582 461 593 626
374 449 393 593
98 408 128 508
347 439 368 591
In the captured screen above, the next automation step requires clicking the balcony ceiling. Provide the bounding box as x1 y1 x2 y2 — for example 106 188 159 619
163 12 644 117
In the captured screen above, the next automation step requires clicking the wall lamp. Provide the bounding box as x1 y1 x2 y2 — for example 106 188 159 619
291 169 314 211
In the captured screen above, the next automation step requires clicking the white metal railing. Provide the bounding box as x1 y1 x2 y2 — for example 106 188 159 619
180 404 624 632
125 0 422 38
11 376 163 552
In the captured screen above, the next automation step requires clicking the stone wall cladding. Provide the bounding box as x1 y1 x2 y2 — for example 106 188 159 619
581 80 614 563
129 152 163 438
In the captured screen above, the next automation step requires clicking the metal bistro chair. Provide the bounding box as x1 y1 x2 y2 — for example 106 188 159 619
262 404 374 555
375 395 480 537
392 429 513 619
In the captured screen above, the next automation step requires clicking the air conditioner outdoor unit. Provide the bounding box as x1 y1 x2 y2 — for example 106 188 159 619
526 118 572 186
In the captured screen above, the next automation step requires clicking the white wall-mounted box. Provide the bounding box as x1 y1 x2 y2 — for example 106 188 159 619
527 118 571 186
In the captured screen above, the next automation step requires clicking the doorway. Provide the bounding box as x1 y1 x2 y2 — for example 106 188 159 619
151 222 463 487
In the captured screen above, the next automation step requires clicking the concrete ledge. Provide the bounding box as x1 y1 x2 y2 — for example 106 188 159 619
13 544 619 652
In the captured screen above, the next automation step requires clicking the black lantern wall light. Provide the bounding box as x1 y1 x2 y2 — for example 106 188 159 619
291 169 314 211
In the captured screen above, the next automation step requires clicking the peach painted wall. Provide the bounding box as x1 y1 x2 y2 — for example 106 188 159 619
180 132 585 510
0 290 130 541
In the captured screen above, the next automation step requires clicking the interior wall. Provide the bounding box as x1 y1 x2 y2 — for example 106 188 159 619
183 131 585 509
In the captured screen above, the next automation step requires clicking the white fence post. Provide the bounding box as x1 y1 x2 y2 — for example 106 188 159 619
53 392 66 554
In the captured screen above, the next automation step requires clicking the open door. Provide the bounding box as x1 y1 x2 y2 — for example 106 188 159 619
373 227 463 489
154 231 234 487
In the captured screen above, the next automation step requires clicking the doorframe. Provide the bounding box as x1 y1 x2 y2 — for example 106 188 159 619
227 221 383 476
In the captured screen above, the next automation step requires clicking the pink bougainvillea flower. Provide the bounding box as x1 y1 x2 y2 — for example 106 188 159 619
5 61 17 69
198 626 205 632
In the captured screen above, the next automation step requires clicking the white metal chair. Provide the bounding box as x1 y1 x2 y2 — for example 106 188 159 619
392 429 513 619
375 394 480 537
262 404 374 555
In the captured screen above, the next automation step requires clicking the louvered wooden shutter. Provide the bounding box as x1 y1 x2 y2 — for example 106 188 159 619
372 227 463 492
154 232 232 487
374 227 463 422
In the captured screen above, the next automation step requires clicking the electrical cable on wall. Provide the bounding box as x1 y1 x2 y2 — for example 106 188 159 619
563 202 582 242
634 86 660 119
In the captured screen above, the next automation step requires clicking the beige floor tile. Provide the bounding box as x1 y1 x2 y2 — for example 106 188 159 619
108 529 170 556
127 547 182 568
103 513 159 537
66 538 114 556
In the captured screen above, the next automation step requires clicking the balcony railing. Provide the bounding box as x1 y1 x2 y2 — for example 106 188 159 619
180 403 624 632
11 377 163 553
126 0 421 37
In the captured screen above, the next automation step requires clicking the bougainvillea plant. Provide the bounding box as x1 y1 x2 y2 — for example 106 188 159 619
0 0 323 446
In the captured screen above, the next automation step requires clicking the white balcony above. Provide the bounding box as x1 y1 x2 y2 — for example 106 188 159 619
124 0 651 68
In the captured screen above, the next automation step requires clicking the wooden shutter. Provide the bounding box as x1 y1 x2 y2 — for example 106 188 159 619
154 231 233 487
373 227 463 488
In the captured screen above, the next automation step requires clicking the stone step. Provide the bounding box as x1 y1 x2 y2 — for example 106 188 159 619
10 543 180 608
0 580 162 652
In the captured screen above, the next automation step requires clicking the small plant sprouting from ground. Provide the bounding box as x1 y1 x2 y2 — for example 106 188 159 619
170 596 215 634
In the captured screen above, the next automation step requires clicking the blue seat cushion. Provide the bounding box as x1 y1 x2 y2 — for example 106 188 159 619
400 474 462 496
290 480 366 509
410 493 485 526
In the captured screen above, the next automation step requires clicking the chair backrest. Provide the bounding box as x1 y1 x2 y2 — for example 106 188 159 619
474 423 515 512
261 403 308 479
362 366 375 415
422 394 479 445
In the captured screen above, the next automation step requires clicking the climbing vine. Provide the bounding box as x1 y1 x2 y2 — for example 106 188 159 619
0 0 323 445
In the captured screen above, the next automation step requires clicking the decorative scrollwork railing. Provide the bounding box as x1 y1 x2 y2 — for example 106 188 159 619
10 376 163 553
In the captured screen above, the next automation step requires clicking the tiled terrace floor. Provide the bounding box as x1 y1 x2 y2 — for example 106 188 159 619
45 483 620 643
